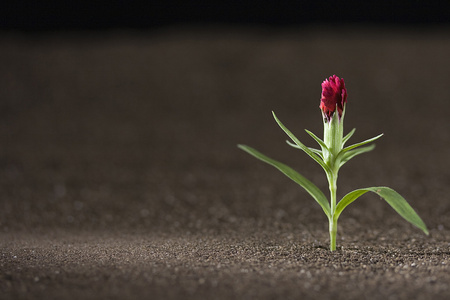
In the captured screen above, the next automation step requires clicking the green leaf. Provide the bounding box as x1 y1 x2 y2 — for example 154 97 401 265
286 140 323 158
334 187 428 235
339 144 376 167
286 140 299 149
305 129 329 152
335 133 383 165
238 144 331 218
307 147 324 158
272 112 331 173
342 133 383 152
343 128 356 145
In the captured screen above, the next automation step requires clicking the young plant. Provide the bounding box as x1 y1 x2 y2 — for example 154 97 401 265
238 75 428 251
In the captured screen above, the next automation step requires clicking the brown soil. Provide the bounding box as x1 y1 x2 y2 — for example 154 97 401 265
1 27 449 299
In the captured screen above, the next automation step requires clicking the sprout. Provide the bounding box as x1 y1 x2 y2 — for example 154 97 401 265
238 75 428 251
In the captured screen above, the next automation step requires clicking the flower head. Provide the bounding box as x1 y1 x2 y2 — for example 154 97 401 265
319 75 347 122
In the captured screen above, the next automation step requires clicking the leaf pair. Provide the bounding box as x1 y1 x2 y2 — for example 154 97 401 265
336 133 383 168
238 144 428 235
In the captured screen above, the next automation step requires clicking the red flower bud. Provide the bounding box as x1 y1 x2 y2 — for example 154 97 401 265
319 75 347 122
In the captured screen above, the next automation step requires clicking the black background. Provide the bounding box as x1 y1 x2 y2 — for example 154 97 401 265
1 0 449 31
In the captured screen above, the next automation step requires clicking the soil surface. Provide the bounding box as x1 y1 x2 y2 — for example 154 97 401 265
1 27 449 299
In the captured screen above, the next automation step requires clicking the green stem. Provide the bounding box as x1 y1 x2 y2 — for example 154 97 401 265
323 110 345 251
329 217 337 251
329 174 338 251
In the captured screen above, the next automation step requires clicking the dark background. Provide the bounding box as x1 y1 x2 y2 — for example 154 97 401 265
1 0 450 30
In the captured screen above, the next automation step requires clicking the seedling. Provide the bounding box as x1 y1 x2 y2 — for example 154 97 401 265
238 75 428 251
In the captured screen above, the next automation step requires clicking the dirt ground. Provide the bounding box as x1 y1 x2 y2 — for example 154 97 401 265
1 26 449 299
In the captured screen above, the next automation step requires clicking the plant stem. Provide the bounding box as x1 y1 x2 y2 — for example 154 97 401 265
329 174 338 251
329 219 337 251
323 111 344 251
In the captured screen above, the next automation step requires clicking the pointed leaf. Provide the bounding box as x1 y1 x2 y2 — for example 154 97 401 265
308 147 324 158
272 112 330 173
343 128 356 145
286 140 323 158
335 187 428 235
335 133 382 164
339 144 376 167
343 133 383 152
305 129 329 152
238 144 331 218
